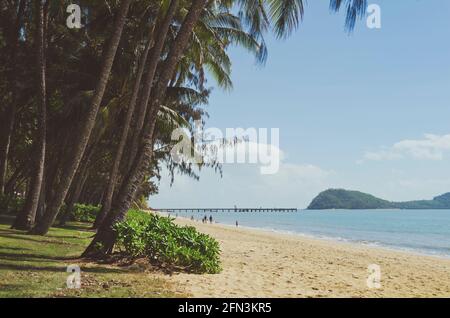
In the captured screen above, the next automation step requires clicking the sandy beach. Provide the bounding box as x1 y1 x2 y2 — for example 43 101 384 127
167 217 450 298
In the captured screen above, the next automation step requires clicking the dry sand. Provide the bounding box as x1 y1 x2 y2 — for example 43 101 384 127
167 217 450 298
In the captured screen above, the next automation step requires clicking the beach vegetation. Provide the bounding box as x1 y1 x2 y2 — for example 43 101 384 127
115 210 222 274
65 204 100 223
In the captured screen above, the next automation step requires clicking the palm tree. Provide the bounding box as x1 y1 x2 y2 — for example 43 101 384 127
30 0 133 235
83 0 209 257
0 0 27 195
93 0 181 229
12 0 47 231
125 0 181 176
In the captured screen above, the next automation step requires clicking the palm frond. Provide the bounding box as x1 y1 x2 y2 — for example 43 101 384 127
330 0 367 32
267 0 304 39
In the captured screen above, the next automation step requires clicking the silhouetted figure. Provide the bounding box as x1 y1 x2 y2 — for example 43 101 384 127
236 221 239 227
209 215 213 224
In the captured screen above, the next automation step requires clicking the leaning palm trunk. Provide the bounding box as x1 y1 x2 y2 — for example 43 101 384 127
126 0 180 173
82 0 209 257
13 0 47 231
94 0 180 229
93 25 155 229
59 149 92 226
30 0 132 235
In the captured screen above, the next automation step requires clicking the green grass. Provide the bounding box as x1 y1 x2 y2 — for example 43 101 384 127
0 215 184 298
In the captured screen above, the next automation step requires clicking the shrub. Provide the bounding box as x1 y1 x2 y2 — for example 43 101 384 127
70 204 100 222
115 210 222 274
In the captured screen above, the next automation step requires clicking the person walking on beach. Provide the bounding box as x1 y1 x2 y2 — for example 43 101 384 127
209 215 213 224
236 221 239 227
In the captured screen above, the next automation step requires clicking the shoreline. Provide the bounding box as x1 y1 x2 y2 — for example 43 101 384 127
219 223 450 260
160 214 450 298
157 212 450 260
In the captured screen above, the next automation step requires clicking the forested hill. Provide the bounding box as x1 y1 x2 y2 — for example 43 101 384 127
307 189 450 210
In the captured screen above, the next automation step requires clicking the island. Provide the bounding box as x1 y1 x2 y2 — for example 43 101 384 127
307 189 450 210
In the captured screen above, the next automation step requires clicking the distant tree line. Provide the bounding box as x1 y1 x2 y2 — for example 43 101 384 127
308 189 450 210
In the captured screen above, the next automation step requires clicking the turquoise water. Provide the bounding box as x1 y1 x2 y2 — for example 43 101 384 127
169 210 450 258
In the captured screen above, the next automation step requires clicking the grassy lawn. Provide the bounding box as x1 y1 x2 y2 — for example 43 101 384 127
0 215 184 298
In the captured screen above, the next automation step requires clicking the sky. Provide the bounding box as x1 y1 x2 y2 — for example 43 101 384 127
151 0 450 209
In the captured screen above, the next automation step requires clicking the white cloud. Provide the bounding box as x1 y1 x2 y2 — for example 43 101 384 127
264 163 330 183
363 133 450 162
363 150 403 161
152 162 332 209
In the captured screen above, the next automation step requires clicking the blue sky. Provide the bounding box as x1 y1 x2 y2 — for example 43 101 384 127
152 0 450 209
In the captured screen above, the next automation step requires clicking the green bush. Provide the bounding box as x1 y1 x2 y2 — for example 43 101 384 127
70 204 100 222
115 210 222 274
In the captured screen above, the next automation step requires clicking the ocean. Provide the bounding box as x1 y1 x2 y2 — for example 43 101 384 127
167 209 450 258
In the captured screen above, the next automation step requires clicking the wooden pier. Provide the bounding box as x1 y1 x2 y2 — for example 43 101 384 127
154 208 298 213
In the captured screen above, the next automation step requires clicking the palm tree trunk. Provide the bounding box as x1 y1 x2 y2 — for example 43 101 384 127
93 21 158 229
35 174 46 222
94 0 180 229
0 0 26 195
59 151 91 226
0 106 15 196
126 0 180 172
4 158 26 196
30 0 132 235
82 0 208 257
12 0 47 231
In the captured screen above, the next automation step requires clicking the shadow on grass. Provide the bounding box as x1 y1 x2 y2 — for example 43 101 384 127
0 233 75 245
0 251 74 262
45 234 93 240
0 246 31 251
0 227 92 242
0 215 94 233
0 283 31 296
54 223 94 232
0 217 137 277
0 262 126 273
